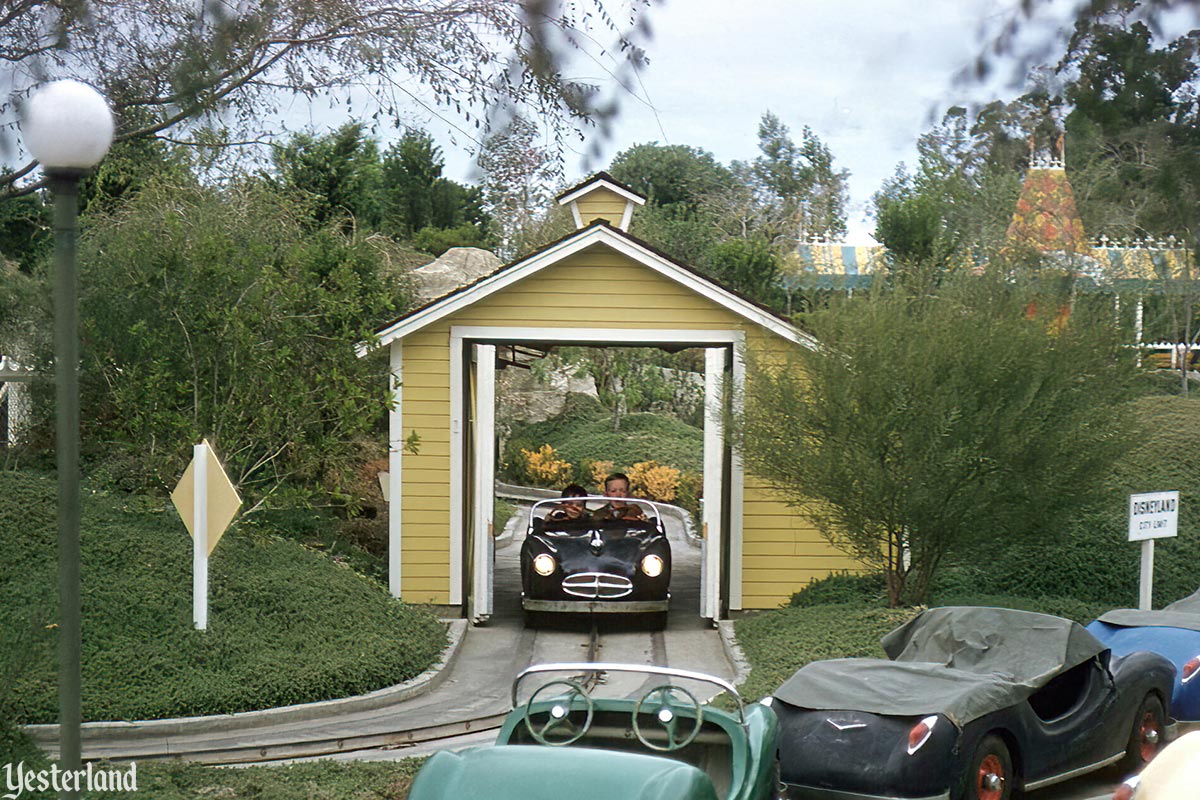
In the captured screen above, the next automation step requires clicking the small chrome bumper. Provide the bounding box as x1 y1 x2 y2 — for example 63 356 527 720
522 598 669 613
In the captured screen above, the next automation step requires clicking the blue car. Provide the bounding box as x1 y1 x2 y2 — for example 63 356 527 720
1087 589 1200 722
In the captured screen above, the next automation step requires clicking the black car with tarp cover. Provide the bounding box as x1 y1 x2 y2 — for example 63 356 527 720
771 606 1175 800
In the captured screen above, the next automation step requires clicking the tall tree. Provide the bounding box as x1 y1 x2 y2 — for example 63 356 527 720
271 123 384 232
477 114 562 257
608 142 732 270
738 273 1143 605
0 0 656 198
743 112 850 241
381 129 488 238
609 143 733 213
1058 2 1200 238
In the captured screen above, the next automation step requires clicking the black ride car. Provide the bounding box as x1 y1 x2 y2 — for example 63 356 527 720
520 497 671 628
771 606 1175 800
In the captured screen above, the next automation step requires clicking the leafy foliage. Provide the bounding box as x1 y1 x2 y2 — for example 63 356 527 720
1059 3 1200 238
380 129 490 241
739 273 1146 605
552 346 704 432
521 444 574 487
949 395 1200 608
0 469 447 725
269 125 492 254
609 143 734 214
477 114 563 258
71 176 409 500
502 406 702 492
705 237 782 306
1 1 657 198
270 123 385 232
608 118 850 313
626 460 682 503
741 112 850 240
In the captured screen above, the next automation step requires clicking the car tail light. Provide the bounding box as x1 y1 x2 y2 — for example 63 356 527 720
906 715 938 754
1112 776 1139 800
1183 655 1200 684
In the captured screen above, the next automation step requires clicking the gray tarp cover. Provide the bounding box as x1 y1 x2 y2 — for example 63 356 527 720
1097 589 1200 633
773 606 1106 727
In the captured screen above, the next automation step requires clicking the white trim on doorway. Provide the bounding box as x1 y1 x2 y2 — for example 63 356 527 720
387 342 404 599
449 325 745 619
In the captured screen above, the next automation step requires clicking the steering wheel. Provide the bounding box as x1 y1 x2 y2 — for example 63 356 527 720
633 684 703 751
523 679 595 746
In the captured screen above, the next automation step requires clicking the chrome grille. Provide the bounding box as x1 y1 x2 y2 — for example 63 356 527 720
562 572 633 599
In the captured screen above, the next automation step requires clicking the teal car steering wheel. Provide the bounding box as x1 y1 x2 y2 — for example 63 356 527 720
633 684 704 751
523 679 595 746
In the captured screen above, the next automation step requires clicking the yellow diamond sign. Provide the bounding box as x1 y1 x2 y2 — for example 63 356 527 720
171 440 242 555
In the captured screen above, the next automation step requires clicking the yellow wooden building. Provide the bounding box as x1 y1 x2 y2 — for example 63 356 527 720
358 173 856 622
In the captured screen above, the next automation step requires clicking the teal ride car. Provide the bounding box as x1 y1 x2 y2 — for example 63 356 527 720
407 663 782 800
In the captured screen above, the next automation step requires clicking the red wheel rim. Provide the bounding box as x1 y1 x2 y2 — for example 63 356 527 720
977 753 1004 800
1138 711 1160 763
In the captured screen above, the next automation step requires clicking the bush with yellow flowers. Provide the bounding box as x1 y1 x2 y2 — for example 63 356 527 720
521 444 574 487
628 460 681 502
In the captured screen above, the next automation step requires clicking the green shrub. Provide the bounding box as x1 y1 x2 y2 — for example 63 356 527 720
946 396 1200 608
789 572 887 607
494 499 517 536
503 410 703 486
0 469 447 724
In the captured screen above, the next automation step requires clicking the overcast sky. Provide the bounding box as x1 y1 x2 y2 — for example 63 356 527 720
473 0 1081 241
271 0 1193 241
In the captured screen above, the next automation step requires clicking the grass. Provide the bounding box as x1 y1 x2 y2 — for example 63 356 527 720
0 737 427 800
0 469 448 726
494 498 517 536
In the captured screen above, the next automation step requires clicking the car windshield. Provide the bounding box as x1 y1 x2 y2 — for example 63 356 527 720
530 495 662 518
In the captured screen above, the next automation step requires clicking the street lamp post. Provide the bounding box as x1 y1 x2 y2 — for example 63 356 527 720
21 80 114 798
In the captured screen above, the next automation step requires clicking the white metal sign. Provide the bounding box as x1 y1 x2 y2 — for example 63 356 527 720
1128 491 1180 541
1128 490 1180 611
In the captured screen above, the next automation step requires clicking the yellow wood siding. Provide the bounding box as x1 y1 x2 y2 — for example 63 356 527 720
573 187 629 228
395 246 855 609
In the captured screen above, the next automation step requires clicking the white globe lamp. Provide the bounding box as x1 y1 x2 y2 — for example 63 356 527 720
22 79 114 173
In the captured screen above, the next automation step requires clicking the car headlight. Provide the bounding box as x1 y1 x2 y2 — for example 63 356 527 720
532 553 556 577
640 554 664 578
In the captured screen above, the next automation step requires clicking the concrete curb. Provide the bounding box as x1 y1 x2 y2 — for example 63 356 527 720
495 505 524 544
716 619 752 691
24 619 468 748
